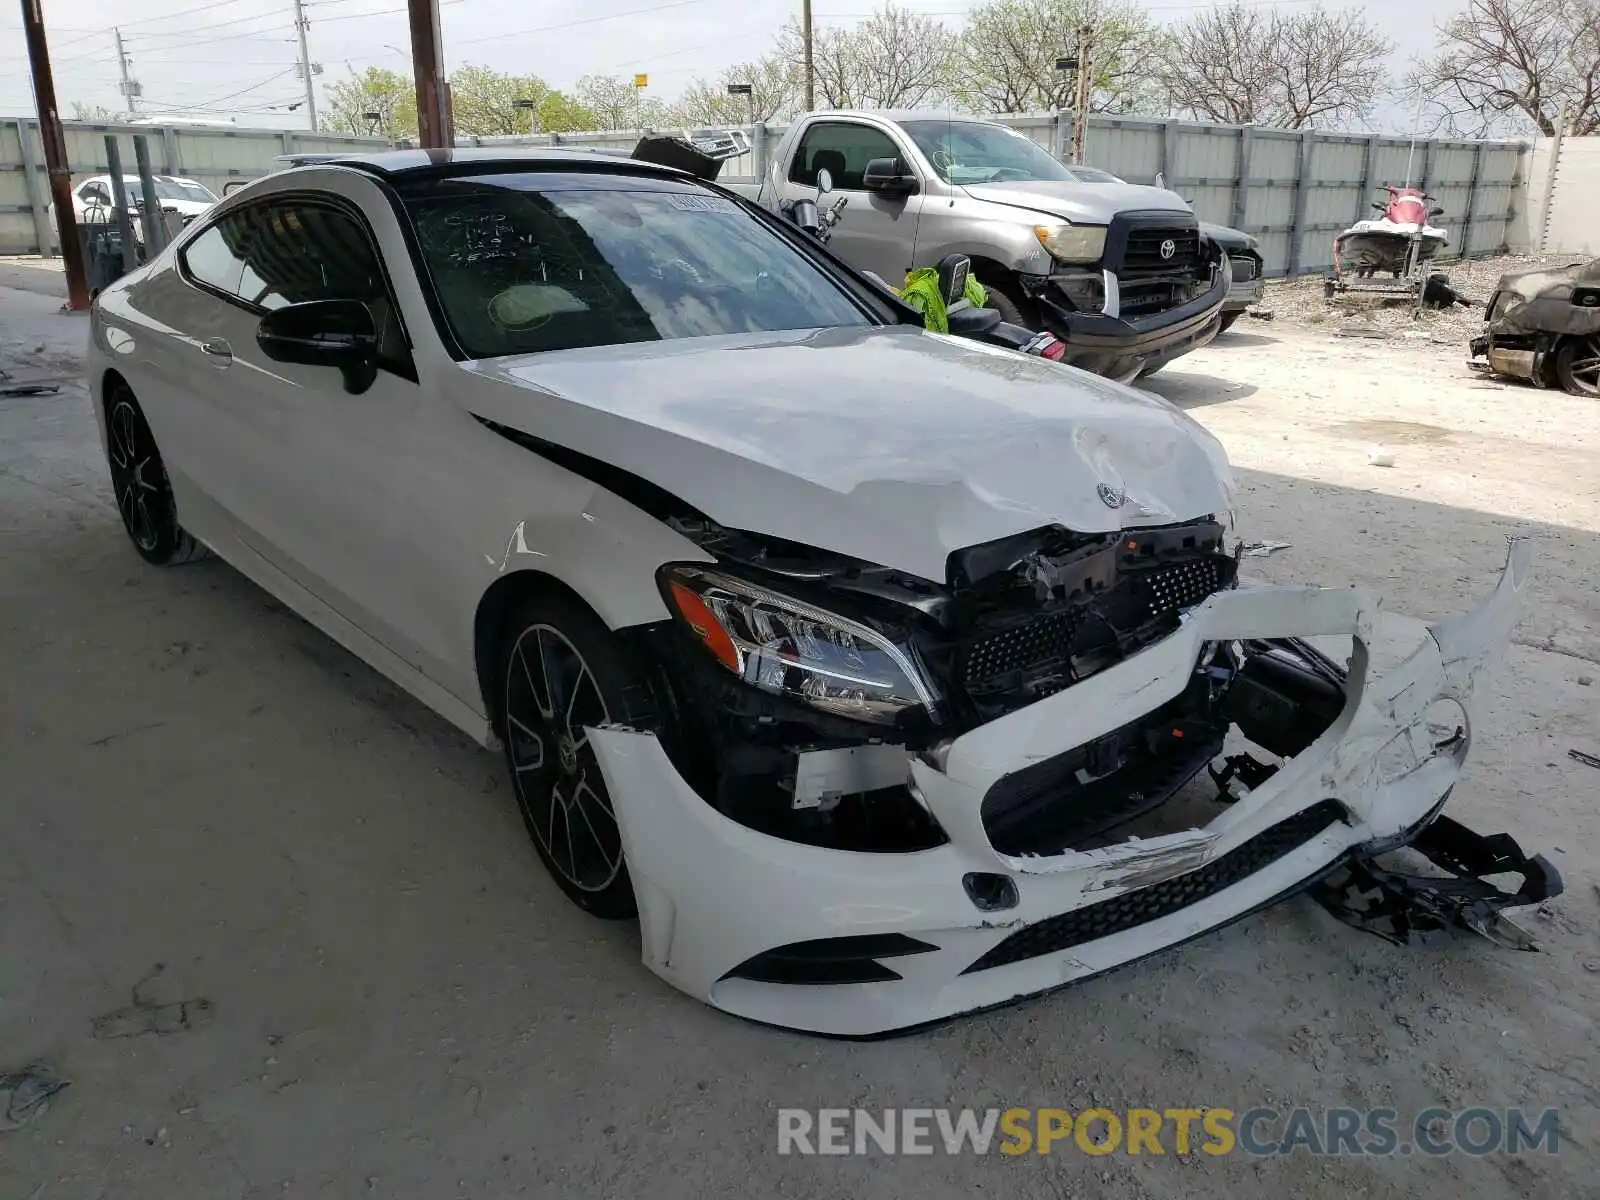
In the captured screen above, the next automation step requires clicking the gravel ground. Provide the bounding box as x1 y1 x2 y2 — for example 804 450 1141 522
1 280 1596 1199
1261 254 1583 342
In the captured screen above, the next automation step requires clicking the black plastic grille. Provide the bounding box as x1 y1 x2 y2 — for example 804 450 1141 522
1141 557 1230 616
960 557 1228 695
962 800 1347 973
962 609 1083 690
1122 227 1199 276
1228 253 1259 282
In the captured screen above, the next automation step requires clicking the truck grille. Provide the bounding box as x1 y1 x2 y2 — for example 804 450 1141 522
1228 253 1259 282
1122 226 1199 275
961 800 1347 973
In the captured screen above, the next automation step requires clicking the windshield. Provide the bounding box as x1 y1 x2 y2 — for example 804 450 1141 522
398 174 873 358
1066 166 1124 184
115 177 217 203
900 121 1078 186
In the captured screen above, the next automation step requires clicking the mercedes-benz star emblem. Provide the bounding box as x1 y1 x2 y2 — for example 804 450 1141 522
1159 238 1177 260
1097 482 1127 508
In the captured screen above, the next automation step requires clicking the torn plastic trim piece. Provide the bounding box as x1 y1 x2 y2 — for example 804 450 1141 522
1309 813 1563 950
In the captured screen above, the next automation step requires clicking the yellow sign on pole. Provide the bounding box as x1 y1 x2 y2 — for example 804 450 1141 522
634 73 649 88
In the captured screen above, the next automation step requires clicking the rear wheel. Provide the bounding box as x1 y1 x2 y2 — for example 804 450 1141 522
497 592 659 919
1554 335 1600 397
104 383 206 566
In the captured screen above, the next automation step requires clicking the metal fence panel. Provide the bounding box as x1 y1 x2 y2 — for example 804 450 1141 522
0 114 1532 272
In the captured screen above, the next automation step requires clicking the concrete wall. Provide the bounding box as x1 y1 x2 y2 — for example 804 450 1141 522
0 118 388 254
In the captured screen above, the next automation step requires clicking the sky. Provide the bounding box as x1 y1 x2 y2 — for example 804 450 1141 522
0 0 1451 133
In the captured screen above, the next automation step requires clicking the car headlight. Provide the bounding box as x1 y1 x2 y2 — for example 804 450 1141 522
659 565 939 725
1034 223 1107 264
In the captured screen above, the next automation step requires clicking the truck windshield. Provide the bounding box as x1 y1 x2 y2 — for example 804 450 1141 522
900 121 1078 186
398 173 873 358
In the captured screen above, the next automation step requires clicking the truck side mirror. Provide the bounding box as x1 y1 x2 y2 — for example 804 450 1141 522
862 158 918 197
816 167 833 196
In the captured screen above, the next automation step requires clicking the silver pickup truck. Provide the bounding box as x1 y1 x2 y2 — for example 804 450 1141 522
727 111 1229 382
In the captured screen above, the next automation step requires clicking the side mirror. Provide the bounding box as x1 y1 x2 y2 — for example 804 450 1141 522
862 157 918 197
257 299 379 394
816 167 833 196
1371 202 1386 211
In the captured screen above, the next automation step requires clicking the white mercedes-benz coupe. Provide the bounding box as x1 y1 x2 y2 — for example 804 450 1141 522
88 148 1544 1036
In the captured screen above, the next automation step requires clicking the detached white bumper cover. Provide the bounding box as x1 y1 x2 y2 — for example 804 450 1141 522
589 543 1532 1036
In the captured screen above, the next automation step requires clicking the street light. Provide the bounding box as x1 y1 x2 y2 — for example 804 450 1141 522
727 81 754 128
512 97 540 137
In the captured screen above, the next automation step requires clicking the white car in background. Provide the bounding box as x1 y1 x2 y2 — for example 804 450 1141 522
83 148 1549 1036
73 173 217 223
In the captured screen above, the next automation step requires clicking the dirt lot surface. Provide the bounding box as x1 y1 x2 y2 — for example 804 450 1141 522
1 267 1596 1199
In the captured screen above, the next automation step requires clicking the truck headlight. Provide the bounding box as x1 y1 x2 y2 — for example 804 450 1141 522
1035 223 1107 264
659 565 939 724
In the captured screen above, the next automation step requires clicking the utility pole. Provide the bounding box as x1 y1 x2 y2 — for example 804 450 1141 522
1071 24 1093 164
20 0 90 309
409 0 452 148
801 0 815 110
291 0 318 131
114 28 142 116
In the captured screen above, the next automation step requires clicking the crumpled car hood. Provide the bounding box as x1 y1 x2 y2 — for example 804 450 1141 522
1485 258 1600 334
461 326 1234 582
962 180 1192 225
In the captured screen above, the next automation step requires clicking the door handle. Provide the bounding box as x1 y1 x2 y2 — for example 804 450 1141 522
199 337 232 366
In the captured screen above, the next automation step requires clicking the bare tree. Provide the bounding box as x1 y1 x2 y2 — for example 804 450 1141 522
672 55 799 125
575 74 671 130
1409 0 1600 136
777 5 957 109
1157 2 1393 129
957 0 1165 115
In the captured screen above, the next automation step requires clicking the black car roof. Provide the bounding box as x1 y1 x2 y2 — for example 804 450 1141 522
278 146 676 182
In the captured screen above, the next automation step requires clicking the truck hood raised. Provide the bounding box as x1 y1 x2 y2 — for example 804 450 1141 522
962 179 1192 225
461 326 1235 582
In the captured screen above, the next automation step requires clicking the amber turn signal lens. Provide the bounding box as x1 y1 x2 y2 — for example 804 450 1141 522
666 580 741 672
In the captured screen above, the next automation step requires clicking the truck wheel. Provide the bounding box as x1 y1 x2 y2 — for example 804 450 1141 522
1554 335 1600 397
980 281 1035 329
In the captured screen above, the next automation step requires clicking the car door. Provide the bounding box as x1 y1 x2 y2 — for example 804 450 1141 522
777 119 925 283
185 194 435 670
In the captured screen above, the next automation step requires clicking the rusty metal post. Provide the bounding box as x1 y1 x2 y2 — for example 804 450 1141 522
19 0 90 309
408 0 452 149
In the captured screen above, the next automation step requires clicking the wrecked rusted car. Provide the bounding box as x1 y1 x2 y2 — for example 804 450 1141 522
1470 258 1600 396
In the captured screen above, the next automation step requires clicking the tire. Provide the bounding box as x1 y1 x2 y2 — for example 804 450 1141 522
496 591 660 919
1217 311 1241 334
1553 335 1600 398
103 383 207 566
979 280 1035 329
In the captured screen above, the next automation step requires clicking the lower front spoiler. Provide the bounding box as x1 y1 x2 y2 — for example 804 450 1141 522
1312 814 1563 950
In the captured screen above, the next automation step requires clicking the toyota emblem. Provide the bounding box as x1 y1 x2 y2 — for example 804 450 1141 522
1159 238 1177 260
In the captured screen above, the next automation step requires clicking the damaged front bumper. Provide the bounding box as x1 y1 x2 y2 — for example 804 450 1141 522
589 543 1538 1036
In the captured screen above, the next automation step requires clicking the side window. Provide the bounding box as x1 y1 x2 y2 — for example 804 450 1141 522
788 122 903 190
236 201 384 311
179 211 251 296
81 182 110 204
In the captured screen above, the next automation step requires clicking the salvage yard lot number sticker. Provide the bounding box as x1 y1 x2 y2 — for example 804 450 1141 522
666 194 740 214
